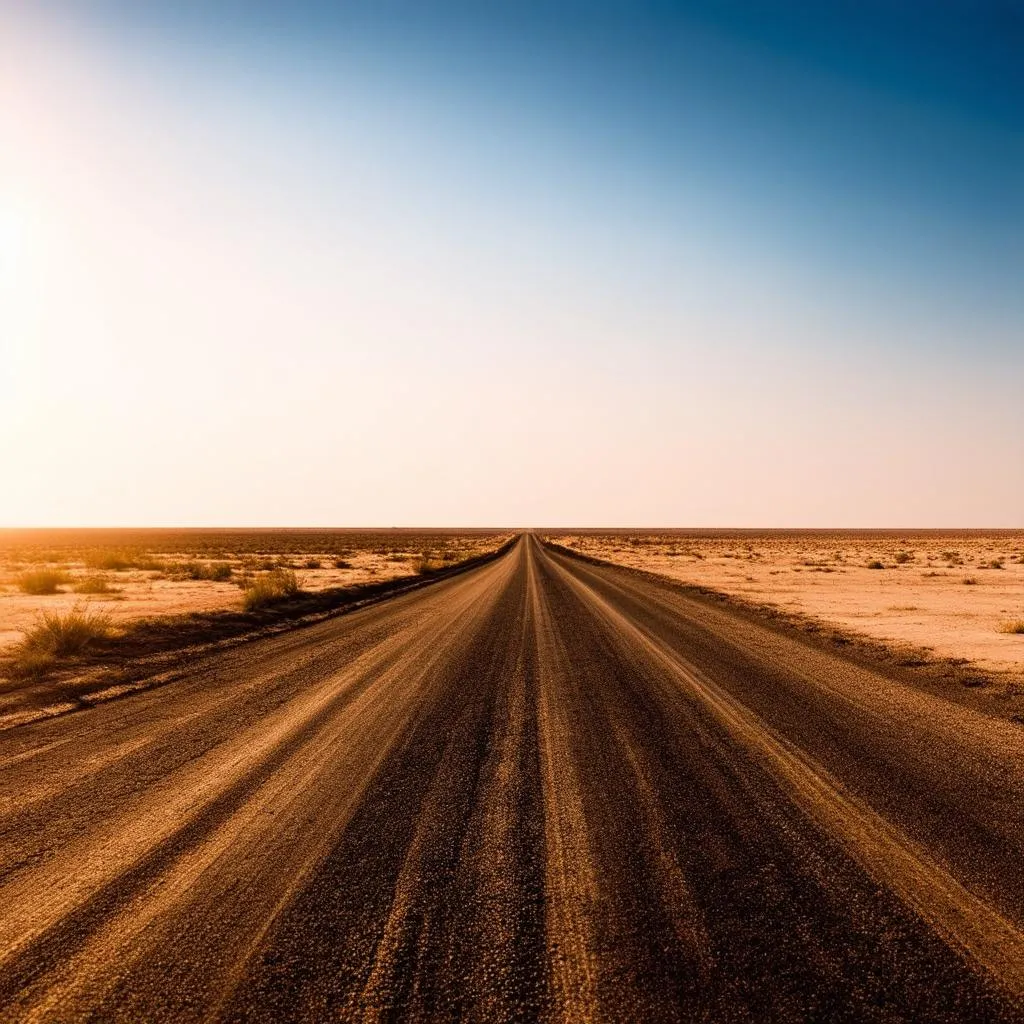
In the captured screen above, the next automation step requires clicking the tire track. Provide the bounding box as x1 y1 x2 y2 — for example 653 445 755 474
528 543 603 1022
221 543 546 1023
544 544 1024 1017
0 554 515 1021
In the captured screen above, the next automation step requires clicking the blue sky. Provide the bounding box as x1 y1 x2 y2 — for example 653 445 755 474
1 1 1021 524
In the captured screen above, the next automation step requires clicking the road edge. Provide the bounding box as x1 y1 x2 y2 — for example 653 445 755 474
540 539 1024 723
0 536 522 731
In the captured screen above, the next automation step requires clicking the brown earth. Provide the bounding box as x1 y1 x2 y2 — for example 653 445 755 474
0 536 1021 1021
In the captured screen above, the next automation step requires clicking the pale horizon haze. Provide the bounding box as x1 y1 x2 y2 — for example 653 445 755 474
2 2 1022 527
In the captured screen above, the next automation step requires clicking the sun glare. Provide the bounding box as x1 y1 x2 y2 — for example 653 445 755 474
0 197 33 296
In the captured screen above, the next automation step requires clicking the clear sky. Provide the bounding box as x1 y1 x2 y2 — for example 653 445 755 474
1 1 1021 526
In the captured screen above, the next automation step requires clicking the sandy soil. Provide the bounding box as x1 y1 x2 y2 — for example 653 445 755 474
544 531 1024 680
0 531 511 654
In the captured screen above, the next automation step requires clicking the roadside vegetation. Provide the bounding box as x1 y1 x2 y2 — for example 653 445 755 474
417 551 451 574
0 530 514 683
12 605 114 676
241 569 301 611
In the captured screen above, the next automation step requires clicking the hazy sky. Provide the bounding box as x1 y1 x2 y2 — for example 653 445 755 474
2 1 1022 526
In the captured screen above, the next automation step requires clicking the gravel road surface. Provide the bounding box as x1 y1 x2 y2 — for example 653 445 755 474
0 536 1021 1022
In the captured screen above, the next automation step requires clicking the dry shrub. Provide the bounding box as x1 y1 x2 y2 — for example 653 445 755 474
74 575 120 595
161 560 233 581
241 556 278 573
417 553 437 574
867 560 884 570
417 550 452 574
242 569 300 611
85 550 134 571
18 569 68 595
13 605 114 675
999 620 1024 635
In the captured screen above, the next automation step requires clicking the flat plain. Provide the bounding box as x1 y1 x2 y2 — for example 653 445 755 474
0 528 511 655
0 530 511 730
0 535 1021 1021
545 530 1024 690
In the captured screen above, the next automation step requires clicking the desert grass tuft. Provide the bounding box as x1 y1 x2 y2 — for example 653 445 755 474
74 575 120 595
18 569 69 595
241 569 300 611
417 551 450 574
161 560 233 582
999 620 1024 635
13 604 114 675
85 550 134 571
867 560 884 570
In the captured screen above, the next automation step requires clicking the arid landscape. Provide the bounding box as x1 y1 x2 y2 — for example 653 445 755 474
545 531 1024 694
0 529 512 655
4 2 1022 1021
0 536 1022 1022
0 530 512 728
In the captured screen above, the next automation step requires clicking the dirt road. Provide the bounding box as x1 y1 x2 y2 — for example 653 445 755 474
0 536 1021 1022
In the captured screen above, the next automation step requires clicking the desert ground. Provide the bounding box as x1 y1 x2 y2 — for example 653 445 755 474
0 536 1021 1021
545 531 1024 685
0 529 511 658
